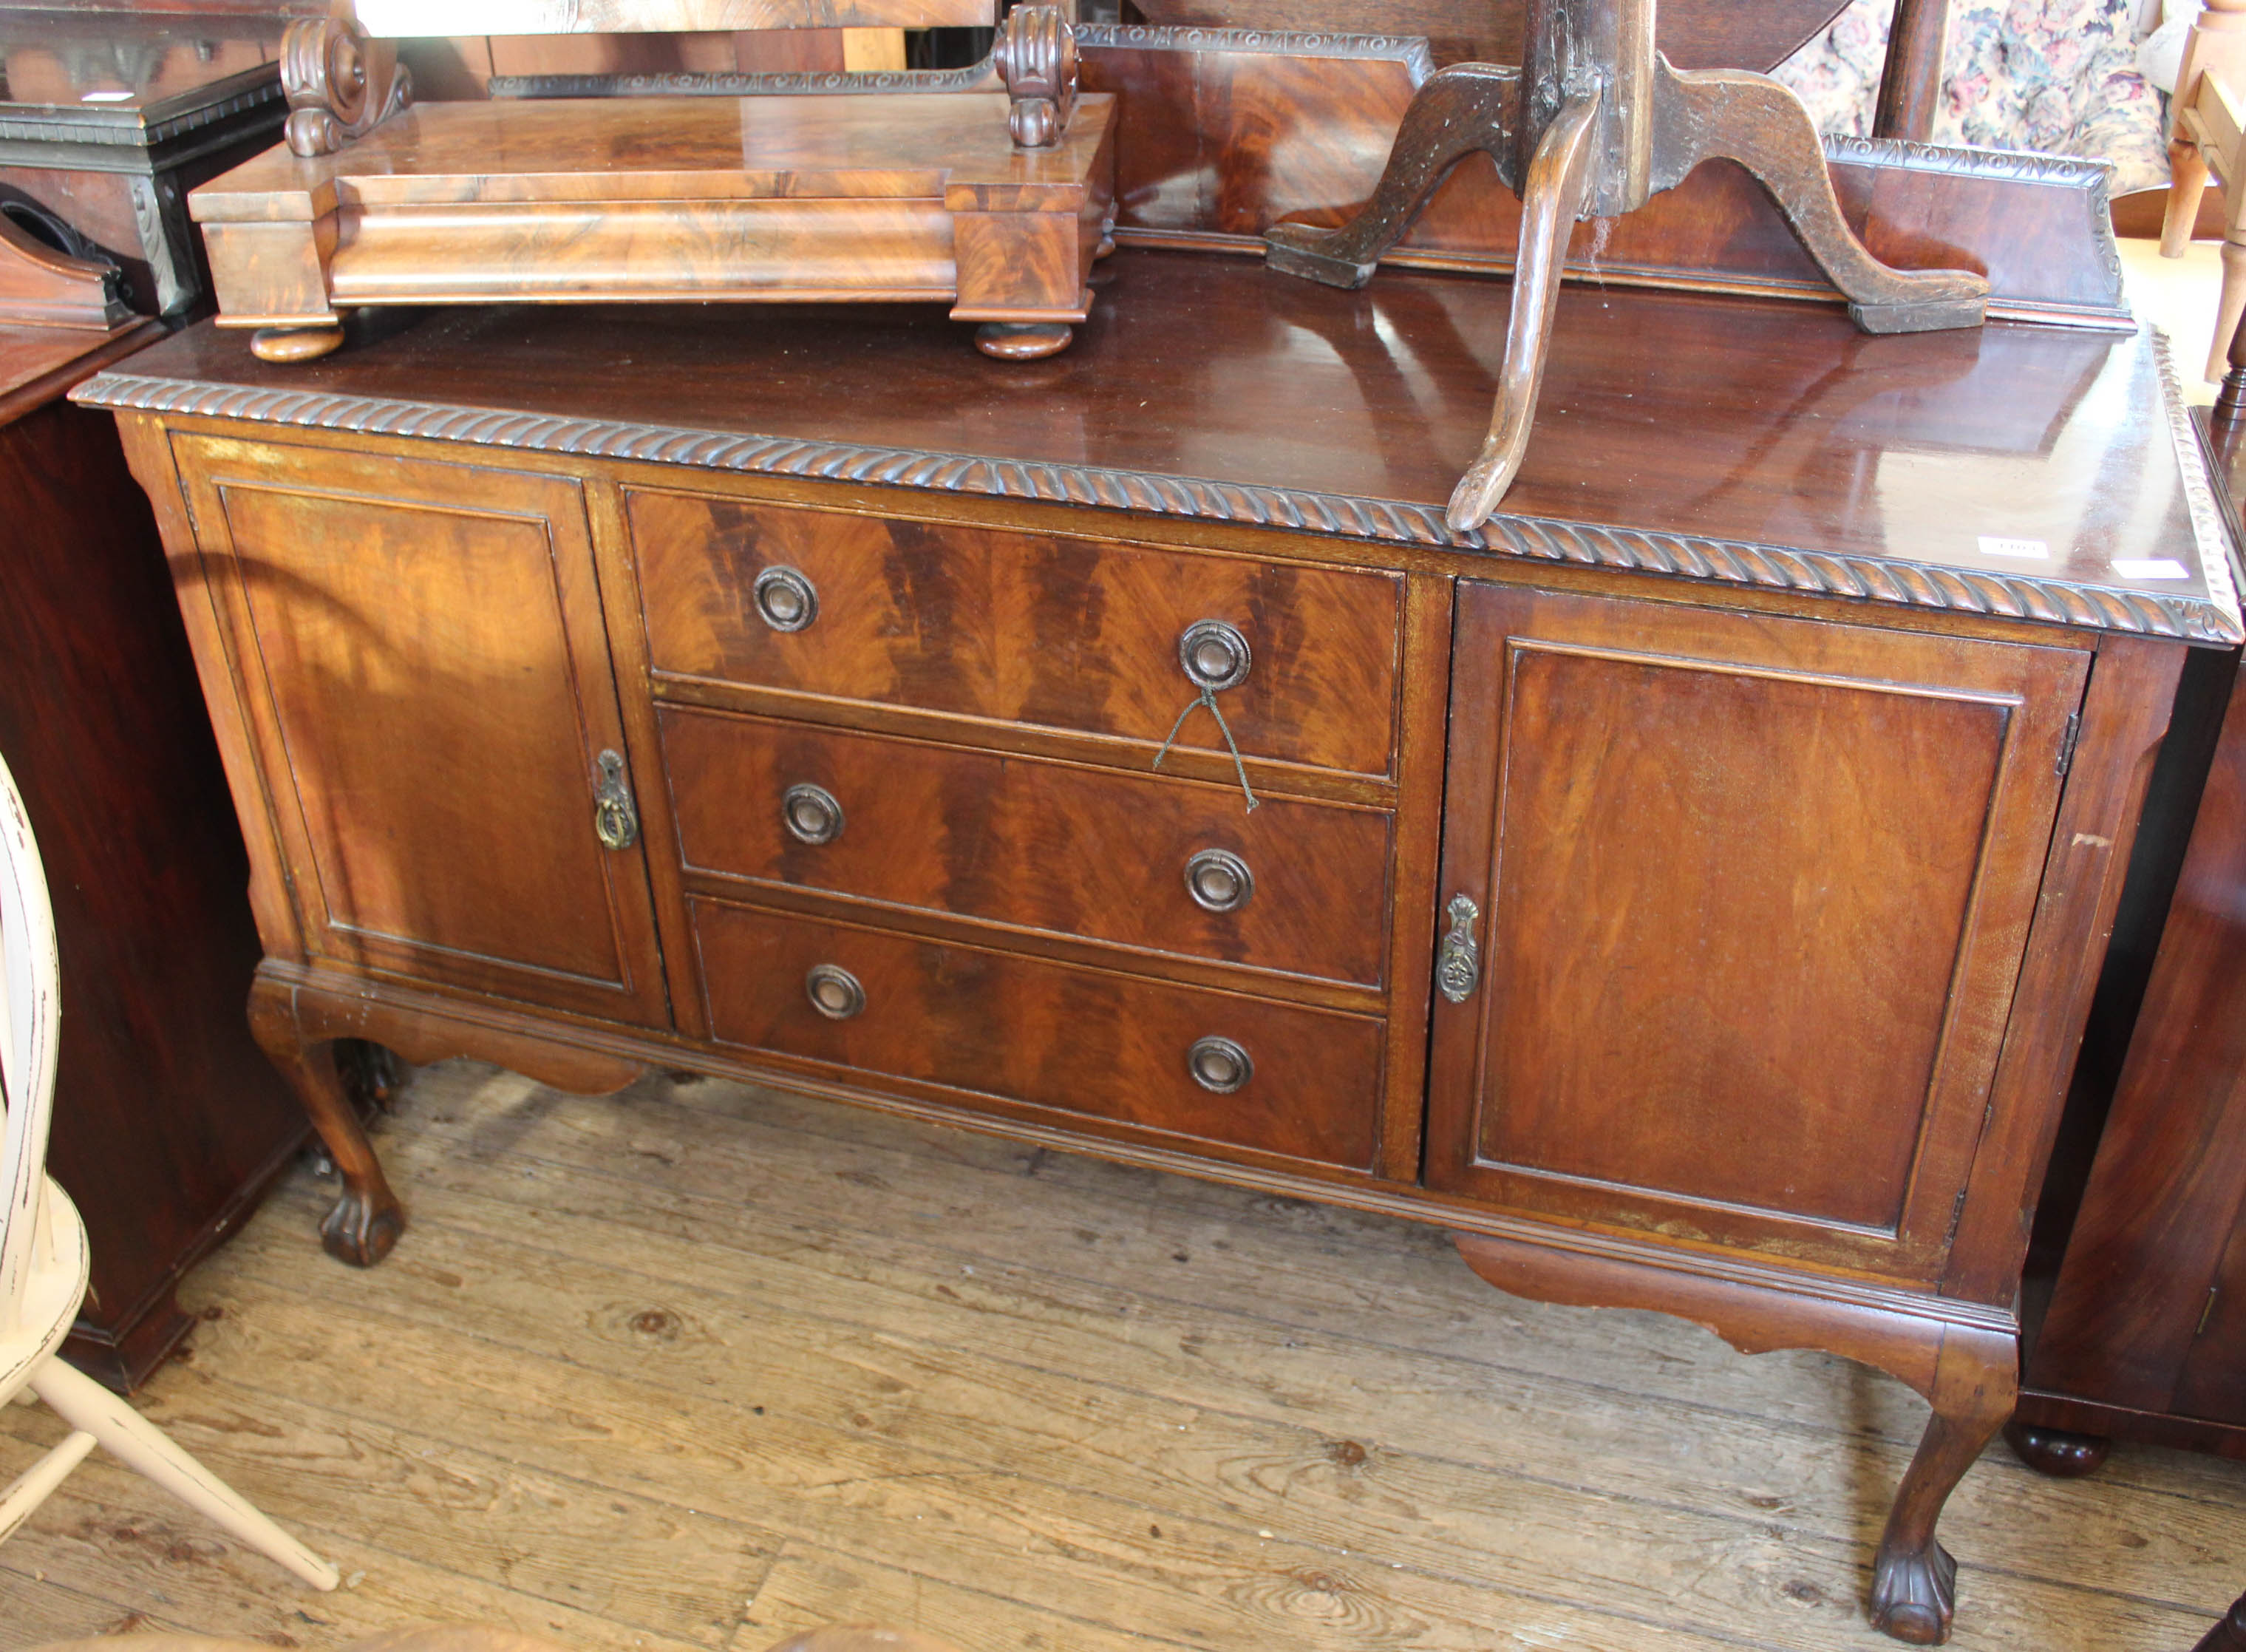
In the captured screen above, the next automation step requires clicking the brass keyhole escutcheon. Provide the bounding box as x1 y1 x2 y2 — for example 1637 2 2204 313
1184 847 1253 913
593 749 639 852
806 962 865 1020
1187 1034 1252 1093
1177 619 1251 692
783 783 845 845
754 565 818 632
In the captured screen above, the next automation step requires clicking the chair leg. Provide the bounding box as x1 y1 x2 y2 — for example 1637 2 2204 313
28 1356 341 1590
2165 137 2213 259
0 1428 93 1544
2211 236 2246 383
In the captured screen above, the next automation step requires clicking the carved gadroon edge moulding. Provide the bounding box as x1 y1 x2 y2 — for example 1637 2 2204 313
72 370 2244 645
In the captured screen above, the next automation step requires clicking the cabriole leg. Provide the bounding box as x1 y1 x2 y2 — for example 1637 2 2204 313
249 986 404 1267
1871 1328 2017 1645
1263 63 1520 288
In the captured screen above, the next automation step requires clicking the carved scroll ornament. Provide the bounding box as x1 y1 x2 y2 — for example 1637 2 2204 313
995 4 1078 148
282 7 412 158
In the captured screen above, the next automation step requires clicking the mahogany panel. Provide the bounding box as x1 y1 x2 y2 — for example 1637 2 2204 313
1427 582 2088 1275
659 704 1392 986
171 435 672 1027
692 896 1384 1169
627 487 1405 779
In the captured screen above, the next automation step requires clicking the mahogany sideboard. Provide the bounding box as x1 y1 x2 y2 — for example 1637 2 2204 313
78 250 2239 1644
0 312 304 1390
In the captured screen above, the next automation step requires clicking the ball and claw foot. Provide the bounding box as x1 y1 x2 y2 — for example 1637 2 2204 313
251 324 344 364
976 322 1074 360
2002 1420 2110 1478
1871 1540 1958 1646
319 1188 404 1268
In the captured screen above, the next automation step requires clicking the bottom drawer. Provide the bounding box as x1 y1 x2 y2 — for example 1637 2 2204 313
693 898 1383 1171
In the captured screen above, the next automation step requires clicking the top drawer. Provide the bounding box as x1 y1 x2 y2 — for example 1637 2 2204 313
627 489 1403 780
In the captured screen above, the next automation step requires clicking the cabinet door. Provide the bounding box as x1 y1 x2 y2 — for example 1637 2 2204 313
175 436 670 1029
1428 583 2087 1278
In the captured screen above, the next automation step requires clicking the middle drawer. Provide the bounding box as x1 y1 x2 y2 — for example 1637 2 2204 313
660 705 1392 988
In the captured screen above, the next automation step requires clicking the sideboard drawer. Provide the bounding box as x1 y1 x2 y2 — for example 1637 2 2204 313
628 488 1403 779
692 898 1384 1170
661 706 1392 986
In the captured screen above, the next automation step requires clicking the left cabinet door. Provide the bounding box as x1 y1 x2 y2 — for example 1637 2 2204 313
174 435 671 1029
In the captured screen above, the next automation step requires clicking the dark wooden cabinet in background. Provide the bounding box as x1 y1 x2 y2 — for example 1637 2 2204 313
2007 418 2246 1469
0 319 302 1390
0 13 286 318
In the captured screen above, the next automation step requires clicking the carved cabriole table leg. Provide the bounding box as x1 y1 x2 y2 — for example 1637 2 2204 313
1451 1231 2016 1646
1645 62 1987 335
1264 63 1521 287
1443 89 1602 531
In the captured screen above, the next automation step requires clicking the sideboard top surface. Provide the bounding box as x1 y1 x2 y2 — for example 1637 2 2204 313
78 247 2242 644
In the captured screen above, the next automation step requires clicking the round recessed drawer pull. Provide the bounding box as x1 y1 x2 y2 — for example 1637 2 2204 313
805 962 865 1020
782 782 845 845
1177 619 1251 693
753 565 819 633
1184 847 1253 913
1187 1035 1253 1093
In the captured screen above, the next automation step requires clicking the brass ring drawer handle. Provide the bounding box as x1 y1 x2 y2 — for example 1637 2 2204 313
806 962 865 1020
754 565 819 632
1184 847 1253 913
1187 1035 1253 1093
783 782 845 845
1177 618 1252 692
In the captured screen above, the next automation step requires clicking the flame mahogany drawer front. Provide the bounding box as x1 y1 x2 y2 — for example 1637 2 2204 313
627 487 1406 781
691 897 1386 1171
659 705 1393 988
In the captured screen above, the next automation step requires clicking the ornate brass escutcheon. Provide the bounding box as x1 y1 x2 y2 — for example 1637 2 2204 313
1437 893 1481 1003
593 749 639 851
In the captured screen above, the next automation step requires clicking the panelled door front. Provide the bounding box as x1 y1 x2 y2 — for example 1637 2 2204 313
1428 582 2089 1279
174 435 671 1028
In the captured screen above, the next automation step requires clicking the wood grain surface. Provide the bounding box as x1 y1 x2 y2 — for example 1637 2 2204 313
4 1061 2240 1651
629 487 1406 780
659 704 1395 987
171 435 670 1027
691 896 1385 1169
1428 582 2089 1277
78 255 2227 642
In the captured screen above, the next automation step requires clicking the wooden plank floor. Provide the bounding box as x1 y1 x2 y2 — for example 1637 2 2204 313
5 1061 2242 1652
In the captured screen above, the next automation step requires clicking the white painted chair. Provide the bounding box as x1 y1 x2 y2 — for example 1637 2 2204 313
0 745 338 1587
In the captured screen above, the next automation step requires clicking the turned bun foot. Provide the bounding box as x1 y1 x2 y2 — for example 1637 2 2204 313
975 321 1075 360
1871 1539 1959 1645
251 324 345 364
2002 1419 2111 1478
319 1186 404 1268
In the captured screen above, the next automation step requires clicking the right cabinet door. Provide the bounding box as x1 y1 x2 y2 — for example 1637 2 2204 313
1427 582 2089 1279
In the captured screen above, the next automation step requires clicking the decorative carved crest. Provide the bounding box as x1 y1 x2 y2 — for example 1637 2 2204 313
995 4 1078 148
282 7 412 158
